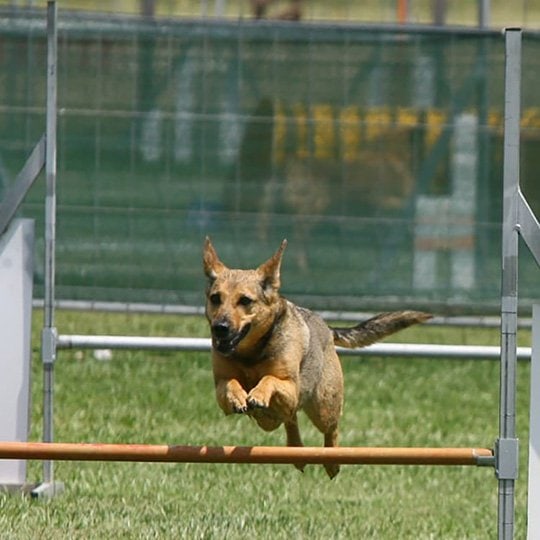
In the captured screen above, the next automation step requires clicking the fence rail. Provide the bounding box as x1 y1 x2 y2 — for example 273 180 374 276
55 334 532 360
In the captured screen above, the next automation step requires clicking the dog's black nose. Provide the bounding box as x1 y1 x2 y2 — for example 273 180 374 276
212 321 230 338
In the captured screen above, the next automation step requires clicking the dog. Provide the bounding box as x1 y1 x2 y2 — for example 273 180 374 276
203 237 431 478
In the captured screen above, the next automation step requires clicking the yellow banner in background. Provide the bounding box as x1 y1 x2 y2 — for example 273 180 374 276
272 103 540 164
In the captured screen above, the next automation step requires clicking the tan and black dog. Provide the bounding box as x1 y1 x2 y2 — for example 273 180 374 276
203 237 431 478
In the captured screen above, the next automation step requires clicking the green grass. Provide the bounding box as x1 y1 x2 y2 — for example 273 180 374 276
0 310 531 538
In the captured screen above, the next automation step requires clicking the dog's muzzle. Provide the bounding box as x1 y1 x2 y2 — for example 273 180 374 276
211 320 251 355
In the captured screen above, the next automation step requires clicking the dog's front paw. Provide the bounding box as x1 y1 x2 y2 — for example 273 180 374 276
228 393 249 414
222 387 249 415
231 402 248 414
246 389 270 410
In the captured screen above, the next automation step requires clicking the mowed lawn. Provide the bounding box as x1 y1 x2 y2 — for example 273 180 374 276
0 309 532 539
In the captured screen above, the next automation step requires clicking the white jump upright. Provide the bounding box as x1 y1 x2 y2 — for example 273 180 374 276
0 14 47 494
0 220 34 490
528 305 540 539
0 2 54 496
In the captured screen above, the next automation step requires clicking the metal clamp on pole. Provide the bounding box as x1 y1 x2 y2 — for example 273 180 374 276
41 327 57 365
495 438 519 480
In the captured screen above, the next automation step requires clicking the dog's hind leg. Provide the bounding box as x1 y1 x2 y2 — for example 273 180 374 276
304 399 341 478
304 405 342 479
285 414 305 473
323 426 340 479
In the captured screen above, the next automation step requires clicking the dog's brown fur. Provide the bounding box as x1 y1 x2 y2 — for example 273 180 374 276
203 237 431 478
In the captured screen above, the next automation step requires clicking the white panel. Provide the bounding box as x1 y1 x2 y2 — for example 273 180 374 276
528 305 540 538
0 219 33 486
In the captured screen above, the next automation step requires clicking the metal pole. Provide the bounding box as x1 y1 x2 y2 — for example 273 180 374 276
54 333 533 361
140 0 155 17
432 0 446 26
498 28 522 540
0 441 494 467
478 0 490 28
37 0 59 496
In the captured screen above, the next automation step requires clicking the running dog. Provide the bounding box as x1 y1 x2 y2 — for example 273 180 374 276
203 237 431 478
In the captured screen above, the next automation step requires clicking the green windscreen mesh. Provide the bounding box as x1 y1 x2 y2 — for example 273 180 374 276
2 9 540 312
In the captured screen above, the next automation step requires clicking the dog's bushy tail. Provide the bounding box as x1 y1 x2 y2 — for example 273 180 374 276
331 311 432 349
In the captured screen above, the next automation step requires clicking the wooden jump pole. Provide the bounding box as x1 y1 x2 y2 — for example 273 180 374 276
0 442 494 467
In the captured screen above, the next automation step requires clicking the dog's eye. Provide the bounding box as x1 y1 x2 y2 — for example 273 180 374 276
238 296 253 307
209 293 221 306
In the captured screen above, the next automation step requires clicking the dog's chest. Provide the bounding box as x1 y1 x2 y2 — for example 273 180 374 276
240 366 264 391
234 355 299 392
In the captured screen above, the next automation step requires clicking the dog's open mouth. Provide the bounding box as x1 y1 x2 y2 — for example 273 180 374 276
213 323 251 355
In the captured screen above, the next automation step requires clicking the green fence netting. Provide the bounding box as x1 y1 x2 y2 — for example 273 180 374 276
2 9 540 313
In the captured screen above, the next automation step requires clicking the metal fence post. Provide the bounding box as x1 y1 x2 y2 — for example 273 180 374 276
31 0 63 499
497 27 522 540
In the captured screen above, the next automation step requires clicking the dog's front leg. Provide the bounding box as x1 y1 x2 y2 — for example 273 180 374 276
246 375 298 420
215 378 249 414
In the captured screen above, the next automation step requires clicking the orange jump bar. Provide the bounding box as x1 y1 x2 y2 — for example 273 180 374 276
0 442 494 467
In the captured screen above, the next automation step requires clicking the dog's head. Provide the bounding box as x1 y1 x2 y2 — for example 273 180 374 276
203 237 287 357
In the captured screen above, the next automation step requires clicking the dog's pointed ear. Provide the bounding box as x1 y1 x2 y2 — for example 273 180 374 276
257 239 287 291
203 236 227 281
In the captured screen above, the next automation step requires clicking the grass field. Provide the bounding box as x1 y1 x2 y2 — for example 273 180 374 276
0 309 532 538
